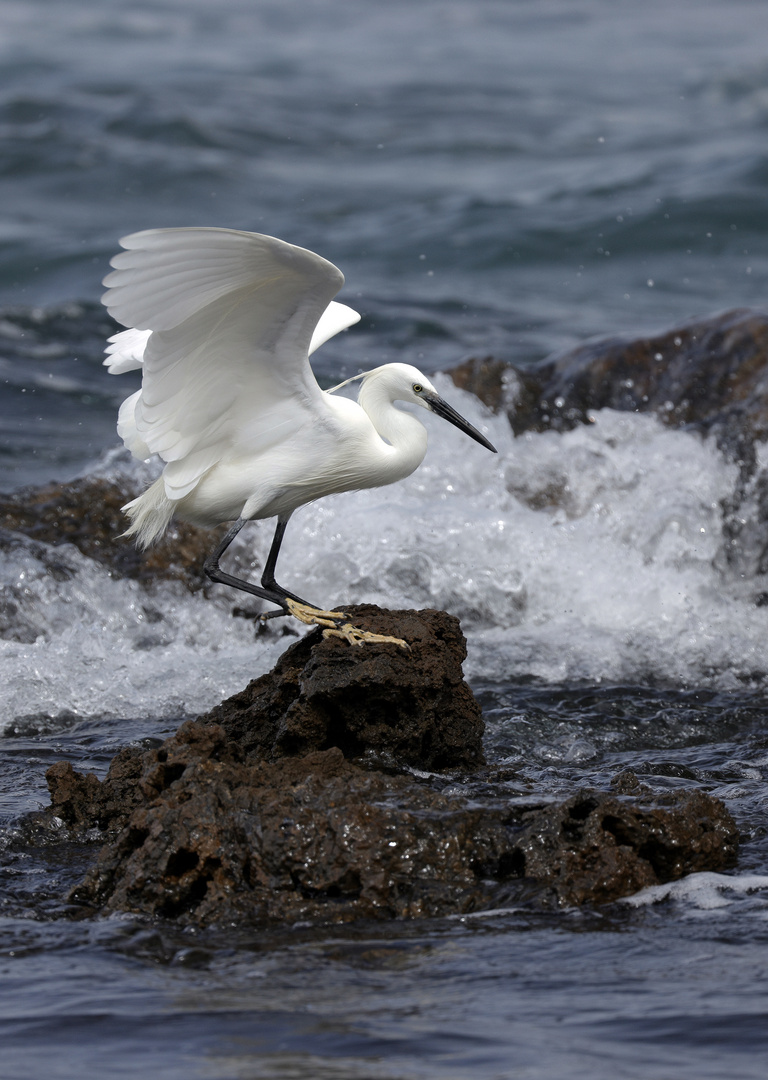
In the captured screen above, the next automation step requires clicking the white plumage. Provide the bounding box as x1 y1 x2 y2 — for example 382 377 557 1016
102 227 496 629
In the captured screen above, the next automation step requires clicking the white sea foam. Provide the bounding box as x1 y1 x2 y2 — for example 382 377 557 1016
2 379 767 724
623 872 768 910
0 546 290 726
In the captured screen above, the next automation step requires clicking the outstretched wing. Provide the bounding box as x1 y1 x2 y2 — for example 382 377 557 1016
102 227 350 497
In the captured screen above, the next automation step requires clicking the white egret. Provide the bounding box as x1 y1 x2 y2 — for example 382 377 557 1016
102 227 496 645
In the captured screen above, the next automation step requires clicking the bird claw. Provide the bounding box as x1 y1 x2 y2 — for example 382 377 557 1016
284 599 409 650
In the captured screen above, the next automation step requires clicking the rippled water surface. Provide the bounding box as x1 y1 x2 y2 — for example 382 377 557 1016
3 1 768 1077
3 694 768 1080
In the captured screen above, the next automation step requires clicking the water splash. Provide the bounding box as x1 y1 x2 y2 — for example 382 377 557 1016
2 380 767 724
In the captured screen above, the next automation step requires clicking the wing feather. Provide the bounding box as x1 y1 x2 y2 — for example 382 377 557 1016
102 227 354 498
102 227 343 330
309 301 360 355
116 389 150 460
104 328 151 373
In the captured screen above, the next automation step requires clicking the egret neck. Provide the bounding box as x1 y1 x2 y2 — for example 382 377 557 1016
357 367 429 484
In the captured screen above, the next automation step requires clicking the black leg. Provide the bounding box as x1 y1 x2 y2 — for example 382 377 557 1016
261 516 291 593
203 515 313 615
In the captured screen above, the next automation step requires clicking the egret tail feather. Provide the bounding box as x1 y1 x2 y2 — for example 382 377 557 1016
120 477 176 549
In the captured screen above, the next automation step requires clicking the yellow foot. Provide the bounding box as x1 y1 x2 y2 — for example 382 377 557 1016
284 599 409 650
322 623 410 650
285 598 349 629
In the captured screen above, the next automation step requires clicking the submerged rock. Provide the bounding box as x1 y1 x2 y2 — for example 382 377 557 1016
511 788 738 907
42 608 739 927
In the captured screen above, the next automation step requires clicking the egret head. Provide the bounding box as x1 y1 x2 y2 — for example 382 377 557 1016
372 363 498 453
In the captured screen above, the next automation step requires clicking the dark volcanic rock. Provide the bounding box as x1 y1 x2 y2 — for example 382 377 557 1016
449 308 768 450
529 307 768 457
448 355 539 430
47 745 147 833
512 788 738 906
69 725 513 924
63 719 738 925
0 476 218 590
46 610 739 927
201 605 485 771
47 605 485 841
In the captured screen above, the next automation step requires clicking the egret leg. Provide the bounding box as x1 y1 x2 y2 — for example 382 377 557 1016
265 523 406 645
259 516 330 608
203 516 346 620
204 516 408 649
203 516 312 613
258 515 349 622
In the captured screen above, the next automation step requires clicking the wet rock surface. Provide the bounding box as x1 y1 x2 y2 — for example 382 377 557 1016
67 729 511 924
40 609 739 927
58 718 737 925
47 745 147 835
450 307 768 449
0 476 218 590
511 787 737 907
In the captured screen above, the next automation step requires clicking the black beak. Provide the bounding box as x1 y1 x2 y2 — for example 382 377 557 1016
426 393 498 453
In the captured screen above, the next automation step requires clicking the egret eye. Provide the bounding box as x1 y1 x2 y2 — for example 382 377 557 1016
413 383 423 393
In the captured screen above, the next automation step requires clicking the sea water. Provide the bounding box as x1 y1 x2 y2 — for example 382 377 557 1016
3 1 768 1078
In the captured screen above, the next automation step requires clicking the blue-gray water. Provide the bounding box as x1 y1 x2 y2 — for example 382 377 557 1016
3 1 768 1077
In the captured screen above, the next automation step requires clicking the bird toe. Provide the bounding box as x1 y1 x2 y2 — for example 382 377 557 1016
285 598 349 627
321 623 410 650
